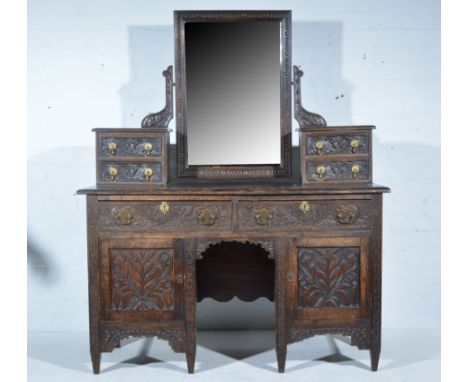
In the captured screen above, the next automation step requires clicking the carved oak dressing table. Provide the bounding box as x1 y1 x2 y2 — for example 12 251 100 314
78 10 389 374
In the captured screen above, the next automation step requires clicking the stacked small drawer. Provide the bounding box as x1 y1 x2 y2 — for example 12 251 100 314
299 126 373 185
95 128 169 187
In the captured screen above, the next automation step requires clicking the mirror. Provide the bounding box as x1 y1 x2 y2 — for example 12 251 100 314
175 11 292 178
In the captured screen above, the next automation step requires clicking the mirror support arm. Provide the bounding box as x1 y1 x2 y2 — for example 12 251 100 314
141 65 174 129
293 65 327 129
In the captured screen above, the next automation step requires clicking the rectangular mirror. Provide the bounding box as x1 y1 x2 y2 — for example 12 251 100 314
175 11 291 178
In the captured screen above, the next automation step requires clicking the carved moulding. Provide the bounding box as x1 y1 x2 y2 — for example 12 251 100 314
288 326 370 350
293 65 327 128
141 65 174 129
101 326 186 353
195 239 275 260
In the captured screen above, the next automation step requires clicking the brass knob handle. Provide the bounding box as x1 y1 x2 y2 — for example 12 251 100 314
144 142 153 156
315 141 325 155
351 139 361 153
299 201 310 214
160 201 170 215
144 167 153 181
351 164 361 179
107 141 117 155
253 208 274 226
196 208 217 226
315 165 326 179
108 166 118 181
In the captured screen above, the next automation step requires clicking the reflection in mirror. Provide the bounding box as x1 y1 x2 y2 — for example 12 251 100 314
184 21 281 165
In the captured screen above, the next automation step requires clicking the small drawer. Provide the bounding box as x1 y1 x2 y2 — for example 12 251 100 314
98 136 162 158
305 134 369 156
98 162 163 184
237 199 371 231
305 160 370 183
97 201 233 231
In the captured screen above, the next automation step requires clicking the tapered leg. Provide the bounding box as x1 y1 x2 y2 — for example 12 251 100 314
370 347 380 371
275 238 288 373
276 345 286 373
186 346 196 374
91 350 101 374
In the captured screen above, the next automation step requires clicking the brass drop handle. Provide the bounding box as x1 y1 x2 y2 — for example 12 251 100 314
160 201 170 215
108 166 118 181
113 207 134 225
144 142 153 156
351 164 361 179
254 208 274 226
107 141 117 155
144 167 153 181
287 272 294 283
315 141 325 155
351 139 361 153
315 165 326 179
299 201 310 214
196 208 217 226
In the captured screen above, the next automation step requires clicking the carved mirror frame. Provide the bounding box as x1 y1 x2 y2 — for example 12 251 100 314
174 10 292 179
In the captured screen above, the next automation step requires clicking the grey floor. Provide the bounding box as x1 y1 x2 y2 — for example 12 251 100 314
28 328 440 381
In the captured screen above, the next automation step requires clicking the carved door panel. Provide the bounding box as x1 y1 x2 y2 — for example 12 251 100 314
100 238 184 321
287 236 370 322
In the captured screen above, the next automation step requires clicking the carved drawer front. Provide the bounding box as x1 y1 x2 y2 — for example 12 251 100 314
100 238 184 321
237 199 371 231
98 135 162 158
305 134 369 156
305 160 370 182
98 201 233 231
98 162 163 184
287 236 370 322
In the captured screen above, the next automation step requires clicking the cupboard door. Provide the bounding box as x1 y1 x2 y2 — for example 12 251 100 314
100 238 183 321
288 236 370 321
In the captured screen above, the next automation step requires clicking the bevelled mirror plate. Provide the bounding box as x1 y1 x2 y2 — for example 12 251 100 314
175 10 292 178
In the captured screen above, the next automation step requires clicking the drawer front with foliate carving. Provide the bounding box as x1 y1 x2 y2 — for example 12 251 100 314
99 136 162 158
305 134 369 156
305 160 370 182
98 162 163 184
98 201 233 231
237 199 371 231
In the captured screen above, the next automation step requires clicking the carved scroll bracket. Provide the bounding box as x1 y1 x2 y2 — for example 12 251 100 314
141 65 174 129
293 65 327 128
195 239 275 260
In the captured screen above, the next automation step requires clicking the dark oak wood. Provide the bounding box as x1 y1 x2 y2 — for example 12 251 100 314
79 10 390 375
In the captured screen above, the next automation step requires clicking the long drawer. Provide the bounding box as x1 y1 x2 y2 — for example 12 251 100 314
97 200 233 231
237 199 372 231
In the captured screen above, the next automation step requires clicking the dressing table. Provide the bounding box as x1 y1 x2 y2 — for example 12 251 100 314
78 10 389 374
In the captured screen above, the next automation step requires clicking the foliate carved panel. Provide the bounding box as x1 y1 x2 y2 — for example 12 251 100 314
110 249 175 311
238 200 371 231
305 134 369 156
305 160 369 182
101 326 185 353
297 247 360 308
99 201 232 231
99 136 162 158
288 326 370 350
99 162 163 184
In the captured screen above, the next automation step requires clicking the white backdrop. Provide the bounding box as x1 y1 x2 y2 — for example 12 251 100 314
28 0 440 332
